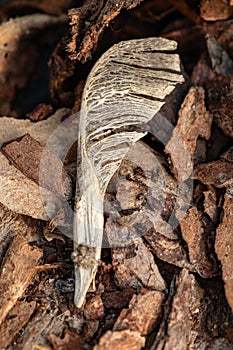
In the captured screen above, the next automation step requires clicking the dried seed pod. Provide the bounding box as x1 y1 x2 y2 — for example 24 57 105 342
74 37 186 307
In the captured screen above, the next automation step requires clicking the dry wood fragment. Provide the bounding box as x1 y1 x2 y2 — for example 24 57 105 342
215 192 233 312
0 301 36 349
206 75 233 138
0 108 69 148
112 239 166 291
221 146 233 163
144 230 191 270
113 290 165 336
180 205 218 278
165 86 212 181
200 0 232 21
193 160 233 188
68 0 144 62
27 103 54 121
0 14 66 115
103 289 134 309
94 330 145 350
0 152 62 220
0 109 70 221
203 186 218 223
84 295 105 320
2 134 72 200
0 234 43 325
48 330 91 350
19 309 70 350
155 269 204 349
0 202 39 262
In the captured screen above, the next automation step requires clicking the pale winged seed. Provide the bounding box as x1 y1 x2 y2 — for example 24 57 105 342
74 37 185 307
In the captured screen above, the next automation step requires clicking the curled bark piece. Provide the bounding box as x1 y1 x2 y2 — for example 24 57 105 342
0 14 66 115
73 37 185 307
68 0 144 62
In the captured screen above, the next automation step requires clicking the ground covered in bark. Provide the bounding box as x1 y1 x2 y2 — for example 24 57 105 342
0 0 233 349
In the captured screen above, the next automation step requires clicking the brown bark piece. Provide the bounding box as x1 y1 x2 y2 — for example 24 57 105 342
103 289 135 309
200 0 232 21
165 86 212 181
27 103 54 122
207 75 233 138
203 186 218 223
180 205 218 278
84 295 105 320
113 290 165 336
112 239 166 291
0 152 62 220
221 146 233 163
94 330 145 350
2 134 72 200
193 160 233 188
49 39 76 106
0 14 66 115
0 108 69 148
144 230 191 270
215 193 233 312
0 202 39 262
68 0 144 62
48 330 91 350
0 234 43 325
163 269 204 349
19 308 71 350
0 301 36 349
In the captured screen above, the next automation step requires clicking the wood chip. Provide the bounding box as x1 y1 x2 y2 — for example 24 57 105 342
160 269 204 349
206 75 233 138
84 295 105 320
2 134 72 200
0 109 70 221
144 230 191 270
180 205 218 278
113 290 165 336
0 202 39 262
0 108 69 148
112 239 166 291
193 160 233 188
200 0 232 21
203 186 218 223
27 103 54 121
68 0 144 62
221 146 233 163
94 330 145 350
215 193 233 312
0 301 36 349
103 289 135 309
0 234 43 325
48 330 91 350
0 152 62 220
165 86 212 181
